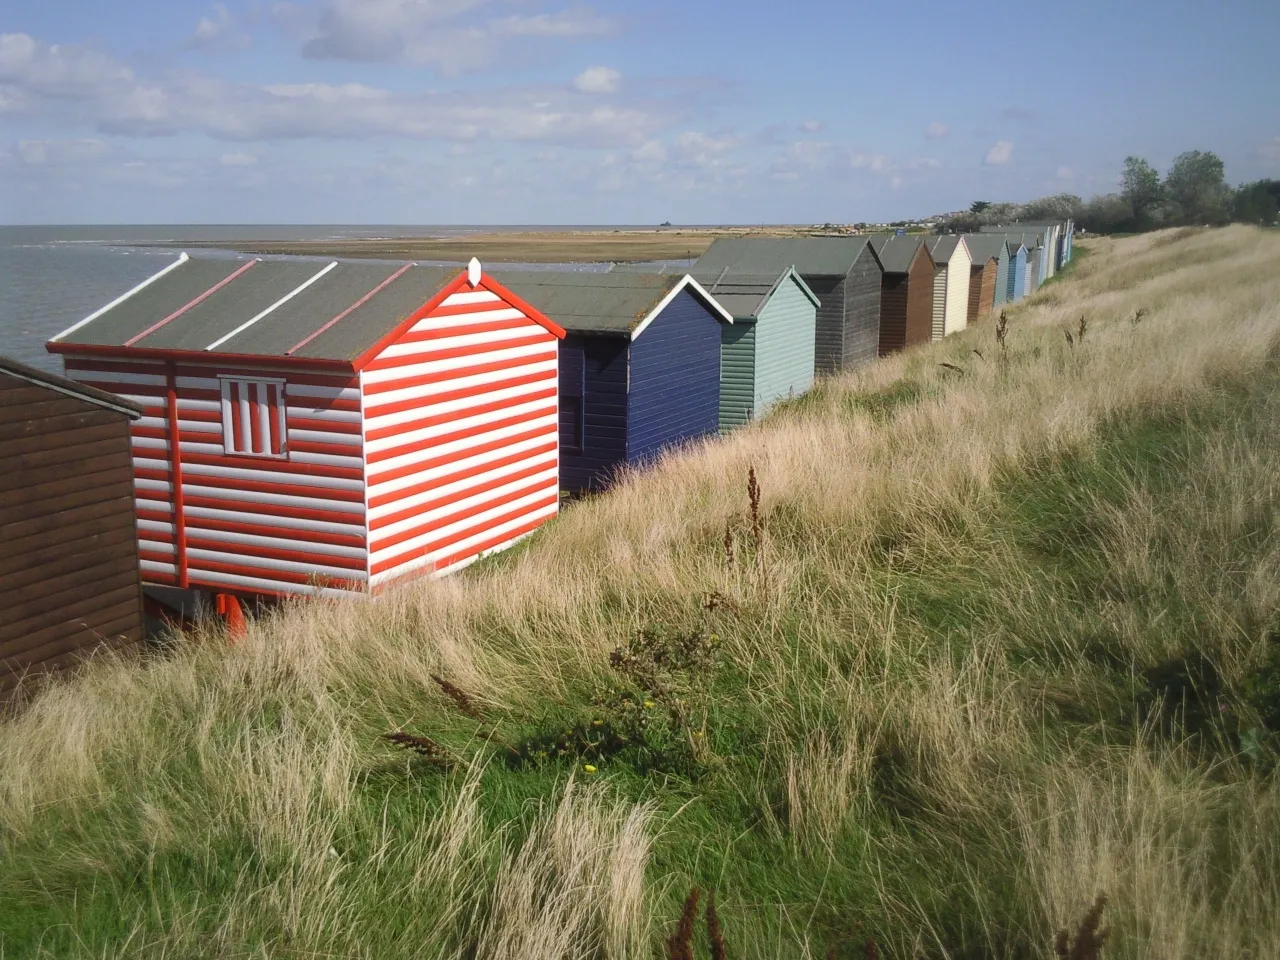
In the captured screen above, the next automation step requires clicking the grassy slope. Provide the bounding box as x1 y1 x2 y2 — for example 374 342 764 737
3 227 1280 959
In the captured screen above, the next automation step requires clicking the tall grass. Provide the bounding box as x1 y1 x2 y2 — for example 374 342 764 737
2 226 1280 957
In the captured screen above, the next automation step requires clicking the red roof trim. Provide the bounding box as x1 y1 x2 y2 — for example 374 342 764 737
478 275 567 340
46 340 355 372
350 270 470 372
349 268 566 373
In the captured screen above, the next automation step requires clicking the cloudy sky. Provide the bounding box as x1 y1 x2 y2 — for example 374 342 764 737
2 0 1278 224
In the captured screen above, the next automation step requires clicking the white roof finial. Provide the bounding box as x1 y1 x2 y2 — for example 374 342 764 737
467 256 482 288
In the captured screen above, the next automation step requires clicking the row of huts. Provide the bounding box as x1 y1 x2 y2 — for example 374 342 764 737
3 219 1072 696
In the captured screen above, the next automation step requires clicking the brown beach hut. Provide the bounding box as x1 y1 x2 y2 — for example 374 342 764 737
961 235 1003 323
1 354 145 701
868 235 935 355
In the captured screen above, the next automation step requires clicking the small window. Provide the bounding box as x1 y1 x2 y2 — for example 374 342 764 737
221 377 287 458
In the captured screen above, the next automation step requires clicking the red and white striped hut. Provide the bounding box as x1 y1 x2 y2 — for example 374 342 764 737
47 254 565 603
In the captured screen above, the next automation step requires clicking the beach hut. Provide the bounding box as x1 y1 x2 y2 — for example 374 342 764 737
47 254 565 601
982 224 1050 284
493 271 734 493
699 268 819 431
1005 239 1028 303
1 353 145 700
868 236 935 355
693 237 883 375
961 235 1001 323
1025 244 1040 297
924 236 973 340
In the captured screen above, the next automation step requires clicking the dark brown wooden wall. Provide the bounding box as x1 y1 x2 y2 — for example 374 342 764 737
904 246 934 348
967 261 997 325
877 272 910 356
0 371 143 700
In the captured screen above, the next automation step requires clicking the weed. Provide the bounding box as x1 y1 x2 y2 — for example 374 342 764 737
706 889 726 960
1053 895 1110 960
667 887 701 960
381 731 458 769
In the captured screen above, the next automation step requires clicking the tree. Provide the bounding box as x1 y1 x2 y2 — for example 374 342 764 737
970 200 992 214
1232 179 1280 225
1120 156 1162 227
1021 193 1083 221
1164 150 1232 225
1077 193 1134 234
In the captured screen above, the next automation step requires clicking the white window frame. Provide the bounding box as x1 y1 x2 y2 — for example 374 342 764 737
219 376 288 459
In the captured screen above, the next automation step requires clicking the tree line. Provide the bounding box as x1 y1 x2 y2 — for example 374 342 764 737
942 150 1280 235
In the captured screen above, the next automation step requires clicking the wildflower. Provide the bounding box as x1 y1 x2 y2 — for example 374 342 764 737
644 700 655 709
583 764 597 774
592 719 603 726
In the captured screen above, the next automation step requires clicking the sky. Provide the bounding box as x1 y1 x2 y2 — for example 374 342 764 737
1 0 1278 225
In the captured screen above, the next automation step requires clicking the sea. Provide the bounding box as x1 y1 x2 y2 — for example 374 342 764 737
0 224 662 375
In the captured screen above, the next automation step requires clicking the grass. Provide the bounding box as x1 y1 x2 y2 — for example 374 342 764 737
3 226 1280 958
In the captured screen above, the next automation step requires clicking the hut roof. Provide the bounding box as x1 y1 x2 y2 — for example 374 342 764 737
492 270 733 337
693 236 878 277
867 235 928 273
926 236 967 264
47 254 558 366
0 353 142 418
610 263 819 320
960 235 1006 263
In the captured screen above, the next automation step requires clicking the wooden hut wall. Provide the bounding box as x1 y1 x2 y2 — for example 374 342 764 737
930 261 948 342
627 288 723 463
944 241 973 336
753 275 816 415
1 369 143 700
993 246 1011 306
719 321 756 432
841 251 883 369
905 244 935 346
559 334 627 491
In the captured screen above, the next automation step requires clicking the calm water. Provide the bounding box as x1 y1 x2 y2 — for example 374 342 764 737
0 225 666 375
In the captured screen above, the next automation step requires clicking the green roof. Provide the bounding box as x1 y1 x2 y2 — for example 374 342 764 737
960 234 1006 263
50 255 462 362
926 235 964 264
693 236 877 277
867 235 930 273
611 263 819 320
490 270 727 336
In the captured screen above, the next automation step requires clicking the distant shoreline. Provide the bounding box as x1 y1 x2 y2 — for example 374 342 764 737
131 226 832 264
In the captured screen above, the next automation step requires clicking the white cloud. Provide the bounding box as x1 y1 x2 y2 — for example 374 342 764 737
924 121 949 140
985 140 1013 165
187 4 251 52
0 33 682 149
633 139 667 163
671 131 740 167
849 152 891 172
573 66 620 94
219 151 258 166
800 119 823 133
907 157 942 171
15 138 108 165
299 0 613 73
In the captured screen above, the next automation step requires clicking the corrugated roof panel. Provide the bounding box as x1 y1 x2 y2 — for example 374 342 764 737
66 258 249 347
869 235 926 273
492 271 682 335
292 265 458 361
137 260 322 352
926 236 961 263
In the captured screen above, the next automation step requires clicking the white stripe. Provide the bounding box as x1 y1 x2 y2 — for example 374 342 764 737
184 504 364 537
180 441 230 457
429 503 556 566
369 485 556 565
369 467 557 547
138 519 176 536
368 454 556 523
135 498 172 514
364 357 556 411
184 526 367 561
133 457 170 473
361 341 552 387
186 547 363 581
287 383 359 401
135 477 173 494
256 383 271 455
205 261 338 351
181 483 364 515
288 427 362 447
366 412 557 479
140 539 175 555
365 396 555 457
140 560 178 578
402 307 525 340
237 387 251 453
438 290 500 307
180 461 364 493
132 436 168 451
287 405 362 425
363 378 554 434
288 450 365 470
367 431 556 499
187 568 362 599
178 398 221 415
52 253 189 342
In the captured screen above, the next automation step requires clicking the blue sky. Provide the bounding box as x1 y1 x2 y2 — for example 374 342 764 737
1 0 1278 224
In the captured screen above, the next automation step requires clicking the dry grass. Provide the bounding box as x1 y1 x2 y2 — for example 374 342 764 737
2 226 1280 957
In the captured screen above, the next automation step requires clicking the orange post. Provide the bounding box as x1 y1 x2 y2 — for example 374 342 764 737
215 593 247 642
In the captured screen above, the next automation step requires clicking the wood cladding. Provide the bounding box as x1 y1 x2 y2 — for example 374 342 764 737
0 367 144 701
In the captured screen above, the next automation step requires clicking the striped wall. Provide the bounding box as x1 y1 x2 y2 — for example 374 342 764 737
943 242 972 336
63 356 366 599
930 264 947 342
361 283 560 588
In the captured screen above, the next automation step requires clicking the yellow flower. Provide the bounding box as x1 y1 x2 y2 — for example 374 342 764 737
592 719 603 726
583 764 597 774
643 700 655 709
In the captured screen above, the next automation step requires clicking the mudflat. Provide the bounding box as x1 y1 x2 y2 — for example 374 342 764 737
156 227 821 263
